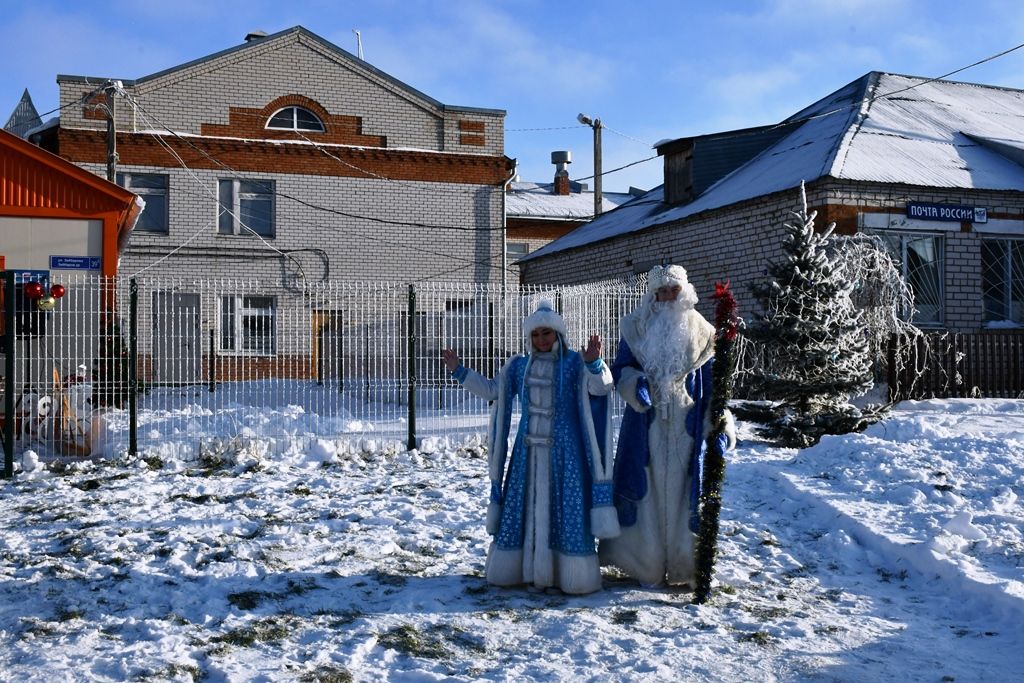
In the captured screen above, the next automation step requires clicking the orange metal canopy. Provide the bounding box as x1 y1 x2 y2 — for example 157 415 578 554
0 128 141 277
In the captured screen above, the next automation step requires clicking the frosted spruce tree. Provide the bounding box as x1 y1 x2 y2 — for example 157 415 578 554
745 183 874 447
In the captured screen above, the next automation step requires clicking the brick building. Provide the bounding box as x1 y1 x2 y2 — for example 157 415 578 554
505 150 636 279
519 72 1024 334
31 26 514 384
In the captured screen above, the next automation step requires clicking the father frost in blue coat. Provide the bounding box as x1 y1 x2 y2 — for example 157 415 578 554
599 265 736 588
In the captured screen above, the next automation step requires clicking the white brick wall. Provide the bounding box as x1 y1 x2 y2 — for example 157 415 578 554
60 28 508 288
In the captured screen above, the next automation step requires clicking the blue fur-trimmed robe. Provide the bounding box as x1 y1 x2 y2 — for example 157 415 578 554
455 344 617 594
598 307 720 587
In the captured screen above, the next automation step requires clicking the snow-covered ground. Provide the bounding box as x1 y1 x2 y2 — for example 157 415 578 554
1 398 1021 682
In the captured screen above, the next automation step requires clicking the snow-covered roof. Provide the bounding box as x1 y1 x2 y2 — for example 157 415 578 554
524 71 1024 261
506 180 634 220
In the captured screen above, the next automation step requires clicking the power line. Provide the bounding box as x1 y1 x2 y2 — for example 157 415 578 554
125 95 510 232
117 90 517 278
145 100 506 197
31 81 108 121
704 41 1024 142
602 125 655 147
572 155 659 184
505 124 588 132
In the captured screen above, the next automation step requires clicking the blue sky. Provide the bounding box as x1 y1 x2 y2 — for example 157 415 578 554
3 0 1024 193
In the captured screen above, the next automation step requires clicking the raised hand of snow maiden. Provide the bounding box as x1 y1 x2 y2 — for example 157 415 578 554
582 334 603 363
441 349 460 373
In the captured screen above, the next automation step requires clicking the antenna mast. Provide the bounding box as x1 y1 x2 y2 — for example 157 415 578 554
353 29 364 60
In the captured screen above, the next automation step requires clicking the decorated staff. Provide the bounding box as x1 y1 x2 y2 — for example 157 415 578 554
693 281 741 604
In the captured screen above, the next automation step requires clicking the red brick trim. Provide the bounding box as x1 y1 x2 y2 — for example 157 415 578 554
57 128 514 185
459 120 485 132
814 204 859 235
82 91 107 121
459 133 485 147
507 218 582 239
200 94 388 147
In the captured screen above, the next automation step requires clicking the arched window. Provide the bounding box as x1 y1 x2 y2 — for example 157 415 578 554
266 106 324 132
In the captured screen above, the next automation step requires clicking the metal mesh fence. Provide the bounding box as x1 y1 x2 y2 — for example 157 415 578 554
2 273 646 459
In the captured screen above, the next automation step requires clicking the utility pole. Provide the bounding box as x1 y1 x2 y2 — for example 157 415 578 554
577 113 603 216
104 81 119 182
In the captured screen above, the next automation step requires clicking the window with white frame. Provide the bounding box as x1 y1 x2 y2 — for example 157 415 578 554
220 295 276 355
266 106 324 132
981 238 1024 325
117 172 168 233
878 232 945 325
218 179 275 237
507 242 530 261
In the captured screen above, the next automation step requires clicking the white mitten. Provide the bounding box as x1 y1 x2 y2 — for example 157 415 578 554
590 505 621 539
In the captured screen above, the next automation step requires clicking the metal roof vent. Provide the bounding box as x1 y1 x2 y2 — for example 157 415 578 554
245 30 268 43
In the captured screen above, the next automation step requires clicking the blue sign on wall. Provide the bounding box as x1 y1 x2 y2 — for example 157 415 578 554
906 202 987 223
50 255 101 270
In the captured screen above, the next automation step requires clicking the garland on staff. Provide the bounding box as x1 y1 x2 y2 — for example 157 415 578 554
693 281 741 605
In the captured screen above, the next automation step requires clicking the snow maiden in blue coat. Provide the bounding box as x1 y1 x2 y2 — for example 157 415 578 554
442 300 620 595
599 265 736 588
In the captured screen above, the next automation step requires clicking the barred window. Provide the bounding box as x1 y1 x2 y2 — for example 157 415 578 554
982 238 1024 325
220 295 276 355
878 232 944 325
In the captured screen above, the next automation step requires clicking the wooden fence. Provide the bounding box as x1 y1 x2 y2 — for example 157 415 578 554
888 331 1024 401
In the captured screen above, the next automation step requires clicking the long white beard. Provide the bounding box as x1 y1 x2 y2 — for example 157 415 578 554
637 299 693 400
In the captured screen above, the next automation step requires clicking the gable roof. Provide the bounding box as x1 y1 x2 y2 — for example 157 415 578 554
3 89 42 138
58 26 504 117
0 127 142 270
0 127 137 212
524 71 1024 261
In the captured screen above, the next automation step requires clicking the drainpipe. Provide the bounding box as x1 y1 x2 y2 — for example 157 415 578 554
501 160 518 301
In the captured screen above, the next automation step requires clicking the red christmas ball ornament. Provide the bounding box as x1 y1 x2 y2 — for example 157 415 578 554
24 281 44 299
50 284 66 298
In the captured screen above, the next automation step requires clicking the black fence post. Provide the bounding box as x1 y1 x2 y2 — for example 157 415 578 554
437 311 443 410
316 324 324 386
407 283 417 451
3 271 16 478
128 278 138 458
208 329 215 393
488 300 495 376
887 333 898 403
337 321 344 394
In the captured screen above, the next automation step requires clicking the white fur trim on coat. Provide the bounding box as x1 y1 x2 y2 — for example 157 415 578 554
591 504 621 539
522 298 568 348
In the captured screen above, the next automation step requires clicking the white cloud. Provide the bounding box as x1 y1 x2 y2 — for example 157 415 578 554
333 4 618 107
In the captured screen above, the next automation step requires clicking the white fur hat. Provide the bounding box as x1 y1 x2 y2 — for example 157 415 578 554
646 264 698 306
522 298 567 347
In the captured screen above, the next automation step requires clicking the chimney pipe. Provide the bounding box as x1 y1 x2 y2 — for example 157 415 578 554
551 150 572 195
